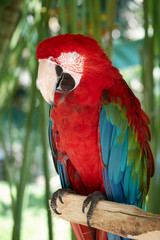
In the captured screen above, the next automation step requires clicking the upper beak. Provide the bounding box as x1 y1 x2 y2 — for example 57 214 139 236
37 59 57 106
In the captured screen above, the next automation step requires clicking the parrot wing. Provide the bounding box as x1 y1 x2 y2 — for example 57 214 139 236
99 95 154 240
100 103 144 207
99 92 154 209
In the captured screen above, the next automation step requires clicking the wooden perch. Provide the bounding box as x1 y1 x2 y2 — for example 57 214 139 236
49 193 160 240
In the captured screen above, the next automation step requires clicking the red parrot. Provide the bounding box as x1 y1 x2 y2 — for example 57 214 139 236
36 34 154 240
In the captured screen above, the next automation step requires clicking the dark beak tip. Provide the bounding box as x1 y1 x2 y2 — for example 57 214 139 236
49 101 57 108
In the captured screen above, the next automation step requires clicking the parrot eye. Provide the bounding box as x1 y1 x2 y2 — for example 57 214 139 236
56 73 75 92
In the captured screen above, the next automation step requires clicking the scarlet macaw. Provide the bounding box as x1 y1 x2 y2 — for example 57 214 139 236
36 34 154 240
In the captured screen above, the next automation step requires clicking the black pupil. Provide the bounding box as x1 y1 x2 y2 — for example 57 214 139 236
56 65 63 77
60 73 75 92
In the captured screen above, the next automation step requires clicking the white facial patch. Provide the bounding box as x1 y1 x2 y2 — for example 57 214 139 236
56 51 84 90
57 52 84 73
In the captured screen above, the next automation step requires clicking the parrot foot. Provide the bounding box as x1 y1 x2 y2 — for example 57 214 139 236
50 188 75 215
82 191 106 228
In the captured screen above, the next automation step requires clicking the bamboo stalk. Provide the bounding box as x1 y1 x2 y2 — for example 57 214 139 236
81 0 87 35
60 0 68 34
88 0 101 44
12 65 38 240
142 0 157 215
49 193 160 240
105 0 117 58
152 0 160 158
40 97 53 240
92 0 101 44
68 0 78 34
142 0 154 128
0 119 15 216
147 0 160 215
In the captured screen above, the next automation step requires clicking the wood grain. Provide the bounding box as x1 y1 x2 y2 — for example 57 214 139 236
49 193 160 240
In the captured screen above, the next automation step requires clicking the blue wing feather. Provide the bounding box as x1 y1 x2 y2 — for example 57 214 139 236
57 161 65 188
100 104 143 240
100 105 142 206
48 120 70 189
102 168 114 201
100 107 113 165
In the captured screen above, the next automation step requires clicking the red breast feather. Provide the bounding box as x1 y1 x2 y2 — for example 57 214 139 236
37 34 154 189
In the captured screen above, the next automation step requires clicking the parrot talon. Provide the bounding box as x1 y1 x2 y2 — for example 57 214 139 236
50 188 75 215
82 191 106 228
52 208 62 215
59 195 64 204
82 194 93 213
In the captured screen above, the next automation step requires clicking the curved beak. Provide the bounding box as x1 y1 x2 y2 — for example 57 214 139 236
37 59 57 106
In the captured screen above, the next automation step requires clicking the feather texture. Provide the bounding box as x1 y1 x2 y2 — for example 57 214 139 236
100 103 146 208
36 34 154 240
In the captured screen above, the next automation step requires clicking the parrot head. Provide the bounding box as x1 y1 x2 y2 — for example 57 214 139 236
36 34 116 107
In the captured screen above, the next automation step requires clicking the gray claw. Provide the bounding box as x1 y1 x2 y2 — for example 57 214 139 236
82 191 106 228
59 195 64 204
50 188 75 215
82 194 93 213
53 208 62 215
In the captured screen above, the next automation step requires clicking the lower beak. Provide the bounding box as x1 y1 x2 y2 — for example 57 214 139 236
37 59 57 105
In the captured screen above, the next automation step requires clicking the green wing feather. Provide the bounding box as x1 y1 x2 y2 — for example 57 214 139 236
102 100 149 207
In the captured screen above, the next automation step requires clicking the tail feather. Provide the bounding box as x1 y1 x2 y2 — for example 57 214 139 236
71 223 95 240
107 233 121 240
96 229 108 240
71 223 129 240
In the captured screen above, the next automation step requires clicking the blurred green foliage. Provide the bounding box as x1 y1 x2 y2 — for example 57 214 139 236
0 182 71 240
0 0 160 240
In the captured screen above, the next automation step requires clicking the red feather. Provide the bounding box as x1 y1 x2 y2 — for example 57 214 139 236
36 34 154 240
